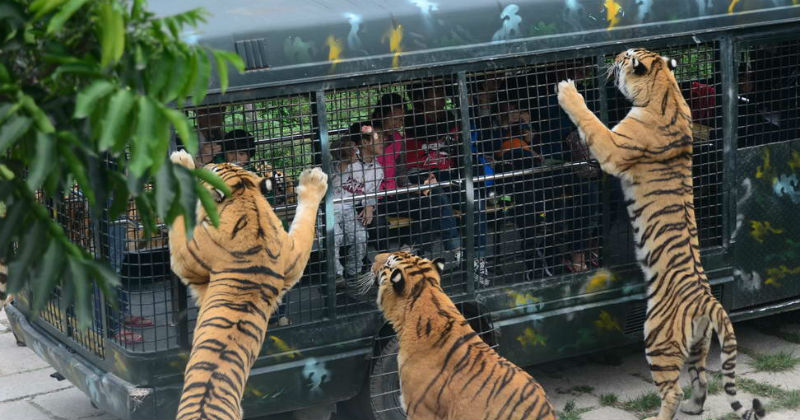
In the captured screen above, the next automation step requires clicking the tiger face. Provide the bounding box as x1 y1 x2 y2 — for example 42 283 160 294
367 252 445 324
611 48 678 104
201 162 273 204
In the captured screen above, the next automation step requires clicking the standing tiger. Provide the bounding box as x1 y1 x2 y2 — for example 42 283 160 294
168 150 327 420
556 49 764 420
362 251 555 420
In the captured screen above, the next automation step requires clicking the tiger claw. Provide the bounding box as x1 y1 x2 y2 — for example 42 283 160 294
170 150 195 170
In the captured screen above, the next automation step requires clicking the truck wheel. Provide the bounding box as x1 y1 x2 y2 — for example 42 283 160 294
368 336 405 420
339 335 405 420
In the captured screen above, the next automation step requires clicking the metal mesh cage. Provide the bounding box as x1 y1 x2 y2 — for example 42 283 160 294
325 77 471 313
736 38 800 149
467 57 603 288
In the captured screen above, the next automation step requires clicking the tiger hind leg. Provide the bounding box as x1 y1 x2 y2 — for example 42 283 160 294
645 346 684 420
681 317 712 415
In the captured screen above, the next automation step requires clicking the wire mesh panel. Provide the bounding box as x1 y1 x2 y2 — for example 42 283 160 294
467 57 604 288
606 43 724 250
737 38 800 148
101 199 178 352
325 77 471 309
181 94 328 339
368 304 496 419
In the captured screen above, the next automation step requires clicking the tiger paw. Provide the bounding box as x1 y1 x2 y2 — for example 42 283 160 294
556 79 584 112
296 167 328 203
170 150 195 170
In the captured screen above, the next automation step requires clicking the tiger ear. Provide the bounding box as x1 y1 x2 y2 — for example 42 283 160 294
665 56 678 71
432 258 445 276
390 268 405 296
633 58 648 75
260 177 273 195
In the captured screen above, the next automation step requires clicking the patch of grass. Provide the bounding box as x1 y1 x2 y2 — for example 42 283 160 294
708 372 723 395
600 393 619 406
622 392 661 415
682 385 692 399
738 377 784 399
776 389 800 410
558 399 591 420
571 385 594 394
715 412 740 420
749 351 800 372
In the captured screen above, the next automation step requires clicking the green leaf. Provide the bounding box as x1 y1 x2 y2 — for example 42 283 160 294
19 94 54 133
134 44 145 70
173 165 197 237
214 49 245 73
0 115 31 155
30 240 65 316
26 131 54 190
30 0 67 21
155 157 175 220
134 195 155 238
46 0 90 34
58 141 95 205
147 50 172 99
106 171 128 220
179 50 198 102
74 80 114 119
159 105 196 155
212 50 230 93
129 96 155 177
192 50 210 105
148 106 171 175
0 197 24 257
0 63 10 83
193 167 231 196
68 258 91 330
0 164 13 180
162 48 186 104
7 220 46 294
97 1 113 67
85 260 119 309
195 183 219 227
99 88 134 152
111 5 125 64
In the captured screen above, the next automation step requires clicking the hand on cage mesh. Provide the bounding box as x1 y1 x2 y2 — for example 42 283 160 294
296 167 328 204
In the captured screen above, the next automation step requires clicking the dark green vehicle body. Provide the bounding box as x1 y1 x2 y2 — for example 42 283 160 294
7 0 800 418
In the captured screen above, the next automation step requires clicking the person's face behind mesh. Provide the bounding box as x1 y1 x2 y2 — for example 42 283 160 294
225 151 251 165
381 107 405 133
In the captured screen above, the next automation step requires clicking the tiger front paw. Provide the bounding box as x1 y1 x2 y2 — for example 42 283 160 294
296 167 328 204
170 150 195 170
556 79 585 116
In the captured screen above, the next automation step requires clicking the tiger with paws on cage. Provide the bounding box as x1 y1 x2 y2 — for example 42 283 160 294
556 48 764 420
168 150 327 420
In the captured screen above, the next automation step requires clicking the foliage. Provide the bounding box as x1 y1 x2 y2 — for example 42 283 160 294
0 0 243 327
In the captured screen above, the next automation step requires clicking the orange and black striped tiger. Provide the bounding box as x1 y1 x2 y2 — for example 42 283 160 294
362 251 555 420
168 150 327 420
557 49 764 420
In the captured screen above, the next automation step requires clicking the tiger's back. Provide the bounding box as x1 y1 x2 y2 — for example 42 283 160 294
168 150 328 420
367 252 555 420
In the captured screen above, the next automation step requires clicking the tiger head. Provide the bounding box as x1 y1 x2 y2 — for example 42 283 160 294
202 162 274 204
610 48 678 105
363 251 445 325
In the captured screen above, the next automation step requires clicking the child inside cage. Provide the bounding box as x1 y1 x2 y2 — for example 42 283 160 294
330 124 384 286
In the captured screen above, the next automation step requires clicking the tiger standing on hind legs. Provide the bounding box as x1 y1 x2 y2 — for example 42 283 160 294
361 251 555 420
168 150 328 420
556 48 764 420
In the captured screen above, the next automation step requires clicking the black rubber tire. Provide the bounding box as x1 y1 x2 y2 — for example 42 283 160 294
368 337 405 420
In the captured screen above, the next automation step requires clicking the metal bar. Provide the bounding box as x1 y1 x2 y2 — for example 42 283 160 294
719 35 738 249
595 54 613 265
314 90 337 319
457 72 475 294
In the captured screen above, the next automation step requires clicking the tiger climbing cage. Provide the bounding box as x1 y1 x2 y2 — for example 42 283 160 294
7 1 800 419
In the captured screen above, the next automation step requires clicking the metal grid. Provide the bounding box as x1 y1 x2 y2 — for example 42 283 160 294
325 77 471 310
606 43 724 250
33 189 106 358
368 303 496 419
737 38 800 148
467 57 604 287
182 95 329 338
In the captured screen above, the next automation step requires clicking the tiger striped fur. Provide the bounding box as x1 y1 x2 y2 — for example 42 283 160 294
364 251 555 420
557 49 764 420
168 150 327 420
